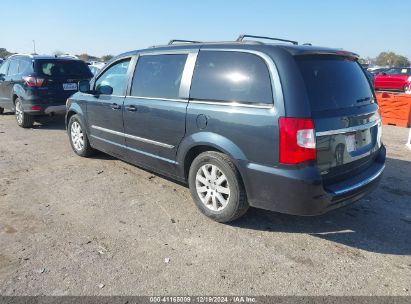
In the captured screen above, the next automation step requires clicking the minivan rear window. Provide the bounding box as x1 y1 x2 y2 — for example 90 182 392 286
35 59 93 79
296 56 374 112
190 51 273 104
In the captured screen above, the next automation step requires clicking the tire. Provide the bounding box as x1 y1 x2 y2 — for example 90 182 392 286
68 114 95 157
0 107 4 114
188 151 249 223
15 98 34 128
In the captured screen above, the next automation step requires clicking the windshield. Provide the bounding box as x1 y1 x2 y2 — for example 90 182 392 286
35 59 93 79
297 56 374 112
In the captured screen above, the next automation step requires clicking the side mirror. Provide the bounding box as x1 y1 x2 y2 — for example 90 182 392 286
78 80 91 93
98 85 113 95
382 72 387 76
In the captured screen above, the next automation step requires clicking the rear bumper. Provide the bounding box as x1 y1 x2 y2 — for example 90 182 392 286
21 100 67 116
243 145 386 216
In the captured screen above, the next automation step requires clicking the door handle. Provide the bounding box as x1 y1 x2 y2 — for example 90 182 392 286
110 103 121 110
125 105 137 112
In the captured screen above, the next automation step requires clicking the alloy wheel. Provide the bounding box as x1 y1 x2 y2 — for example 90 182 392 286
71 121 84 152
195 164 230 211
15 101 23 125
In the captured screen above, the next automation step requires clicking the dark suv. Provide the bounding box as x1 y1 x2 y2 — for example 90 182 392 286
66 35 385 222
0 54 92 127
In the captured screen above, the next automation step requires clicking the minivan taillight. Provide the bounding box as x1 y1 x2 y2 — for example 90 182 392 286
22 76 44 87
279 117 316 165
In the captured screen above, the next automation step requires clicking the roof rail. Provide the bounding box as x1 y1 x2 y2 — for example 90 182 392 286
168 39 202 45
236 34 298 45
7 53 35 58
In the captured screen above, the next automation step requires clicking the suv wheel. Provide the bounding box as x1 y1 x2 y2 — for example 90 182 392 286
188 151 249 223
15 98 34 128
68 114 94 157
0 107 4 114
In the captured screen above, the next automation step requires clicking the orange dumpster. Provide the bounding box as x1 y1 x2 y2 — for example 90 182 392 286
375 92 411 128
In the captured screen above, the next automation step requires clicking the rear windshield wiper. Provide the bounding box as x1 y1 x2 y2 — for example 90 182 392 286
356 96 373 103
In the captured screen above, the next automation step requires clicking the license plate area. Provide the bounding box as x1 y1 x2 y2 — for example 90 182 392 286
345 134 356 153
345 129 372 154
63 83 77 91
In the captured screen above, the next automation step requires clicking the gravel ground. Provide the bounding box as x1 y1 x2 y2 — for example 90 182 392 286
0 113 410 296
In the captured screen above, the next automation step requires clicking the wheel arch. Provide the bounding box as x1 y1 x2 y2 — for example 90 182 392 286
177 132 248 182
65 102 88 132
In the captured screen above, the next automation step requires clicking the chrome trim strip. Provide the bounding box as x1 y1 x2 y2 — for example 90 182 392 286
316 120 381 137
99 94 126 98
126 96 187 103
189 99 274 109
333 164 385 195
138 49 198 56
90 135 177 164
91 125 174 149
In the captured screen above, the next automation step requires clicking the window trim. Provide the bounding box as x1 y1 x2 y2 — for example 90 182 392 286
128 50 197 101
188 49 282 109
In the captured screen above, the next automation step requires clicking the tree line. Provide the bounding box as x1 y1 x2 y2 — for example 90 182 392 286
2 47 409 67
362 52 410 67
0 48 114 63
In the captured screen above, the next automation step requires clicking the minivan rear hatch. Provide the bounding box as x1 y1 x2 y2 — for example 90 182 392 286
296 55 382 185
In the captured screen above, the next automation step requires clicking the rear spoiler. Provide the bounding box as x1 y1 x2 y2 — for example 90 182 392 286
294 50 360 60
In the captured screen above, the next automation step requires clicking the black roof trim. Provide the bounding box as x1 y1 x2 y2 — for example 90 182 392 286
168 39 202 45
236 34 298 45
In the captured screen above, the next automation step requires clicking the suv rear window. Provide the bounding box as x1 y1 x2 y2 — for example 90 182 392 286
35 59 92 79
296 56 374 112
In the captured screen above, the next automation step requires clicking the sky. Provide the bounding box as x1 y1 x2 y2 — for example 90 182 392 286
1 0 410 59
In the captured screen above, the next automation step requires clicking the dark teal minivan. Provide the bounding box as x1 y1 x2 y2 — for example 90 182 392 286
65 35 385 223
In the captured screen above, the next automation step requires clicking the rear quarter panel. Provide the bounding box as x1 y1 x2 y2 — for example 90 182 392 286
66 93 89 132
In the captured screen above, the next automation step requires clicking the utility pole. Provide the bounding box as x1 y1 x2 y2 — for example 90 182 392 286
32 40 36 54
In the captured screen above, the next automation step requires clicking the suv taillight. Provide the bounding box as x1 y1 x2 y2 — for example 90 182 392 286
279 117 316 165
22 76 44 87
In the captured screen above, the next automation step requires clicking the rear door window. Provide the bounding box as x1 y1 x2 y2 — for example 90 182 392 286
8 60 19 76
35 60 93 79
296 56 374 112
130 54 188 99
18 60 32 74
190 51 273 104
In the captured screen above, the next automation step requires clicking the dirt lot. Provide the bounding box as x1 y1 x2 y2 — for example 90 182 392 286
0 113 410 296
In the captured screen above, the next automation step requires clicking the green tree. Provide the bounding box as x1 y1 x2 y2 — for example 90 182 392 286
0 48 12 58
52 50 65 56
78 53 90 62
375 52 410 67
101 54 114 62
